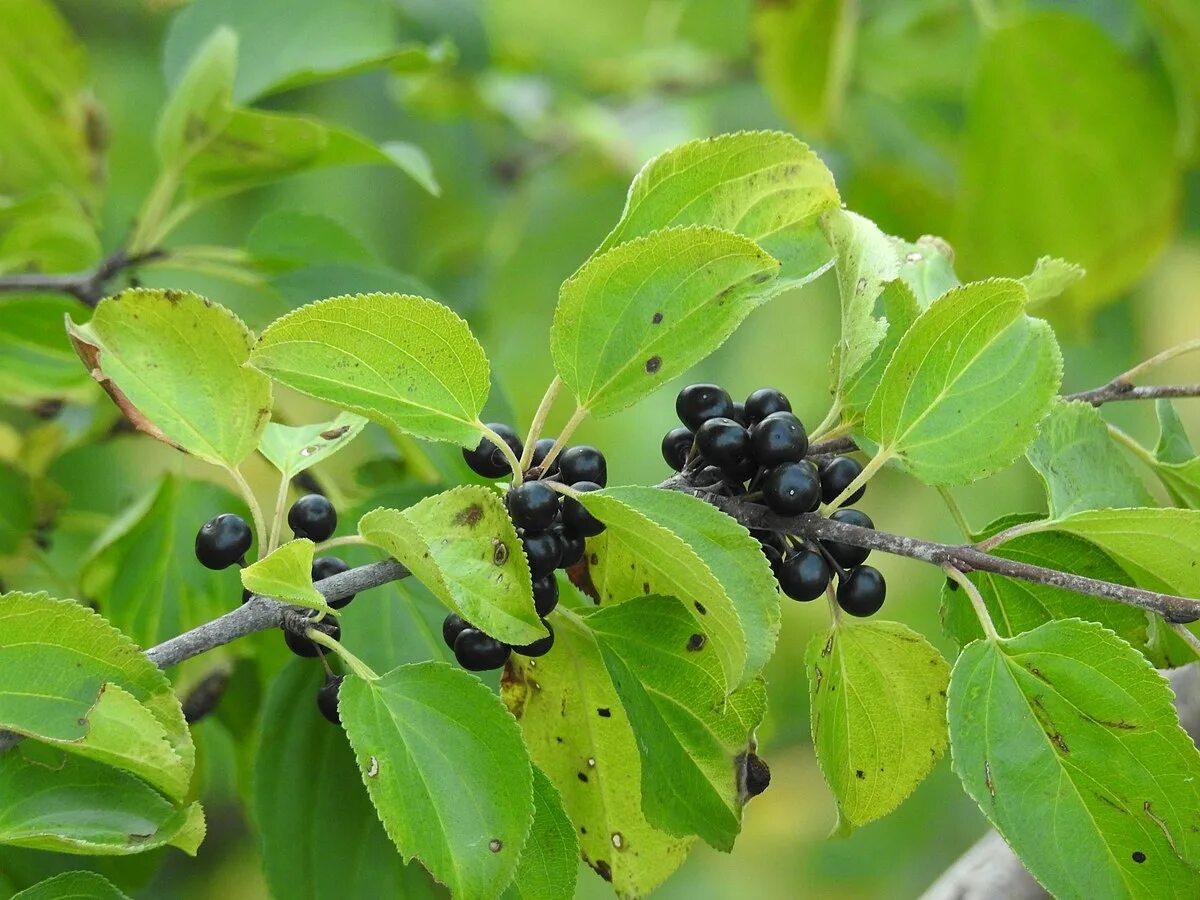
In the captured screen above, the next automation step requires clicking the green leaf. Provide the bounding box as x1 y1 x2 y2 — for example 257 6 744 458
1141 0 1200 161
250 293 490 449
891 235 960 308
12 871 131 900
585 598 766 850
1026 399 1153 518
358 488 544 645
863 278 1062 485
840 280 920 418
0 743 204 856
66 289 272 469
0 591 194 797
254 661 439 900
0 462 34 559
577 487 748 688
1020 256 1087 308
258 412 368 481
551 226 779 417
1152 401 1200 507
956 13 1179 314
806 619 949 832
0 296 94 404
503 608 695 897
0 186 101 273
240 540 327 611
948 619 1200 898
597 131 839 286
155 27 237 166
245 210 374 271
502 767 579 900
340 663 534 900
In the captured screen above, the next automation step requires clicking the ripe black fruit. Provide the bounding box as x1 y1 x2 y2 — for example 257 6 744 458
661 426 694 471
454 629 511 671
464 423 522 478
284 615 340 658
553 524 585 569
317 675 343 725
760 542 783 578
836 565 886 617
442 613 472 649
696 417 750 472
530 437 558 473
513 619 554 657
562 481 605 536
558 445 608 487
761 462 821 515
507 481 560 531
748 412 807 466
744 388 791 424
195 513 253 570
676 383 735 431
822 509 874 568
778 549 830 601
819 456 865 506
288 494 337 542
732 400 749 426
522 530 562 577
533 573 560 616
312 556 354 609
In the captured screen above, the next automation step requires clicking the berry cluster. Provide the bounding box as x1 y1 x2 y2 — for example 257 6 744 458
448 426 610 670
663 384 886 617
193 492 353 723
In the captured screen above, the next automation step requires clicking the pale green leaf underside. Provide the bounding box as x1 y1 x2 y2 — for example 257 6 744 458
502 767 579 900
949 619 1200 898
258 411 369 480
340 663 534 900
66 289 272 468
12 870 131 900
250 292 489 449
551 225 779 417
240 539 327 611
358 488 544 645
891 235 960 308
840 279 920 418
1021 256 1086 307
807 620 949 831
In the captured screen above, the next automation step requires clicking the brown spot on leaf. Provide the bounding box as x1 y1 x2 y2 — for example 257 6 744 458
597 707 611 718
454 503 484 527
645 356 662 373
592 860 613 882
651 312 663 324
694 601 707 614
687 633 706 651
578 772 589 782
855 770 865 779
492 540 509 565
319 425 351 440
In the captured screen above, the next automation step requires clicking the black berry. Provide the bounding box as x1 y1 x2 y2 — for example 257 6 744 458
453 629 511 671
195 513 253 570
778 549 830 601
731 401 749 426
464 423 522 478
288 494 337 542
513 619 554 657
522 530 562 577
676 383 735 431
744 388 791 424
761 462 821 516
316 674 343 725
312 556 354 609
761 542 784 578
748 412 807 466
442 612 472 649
284 615 340 658
558 445 608 487
822 509 874 568
819 456 865 506
661 426 694 471
530 437 558 473
507 481 560 531
562 481 605 536
696 417 751 473
533 573 560 616
553 524 585 569
836 565 886 617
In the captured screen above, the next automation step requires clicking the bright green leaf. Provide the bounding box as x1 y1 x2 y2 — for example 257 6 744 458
1020 256 1087 307
240 540 327 611
1151 400 1200 507
0 296 94 403
840 279 920 418
891 235 960 308
502 767 579 900
12 871 131 900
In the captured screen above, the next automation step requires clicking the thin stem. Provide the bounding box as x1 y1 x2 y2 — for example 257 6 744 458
0 247 167 306
1171 622 1200 661
129 169 181 255
307 630 378 680
1065 383 1200 406
825 580 842 625
538 405 589 476
807 402 845 444
945 564 998 641
975 518 1049 553
519 376 562 470
1119 338 1200 383
1107 423 1158 467
316 535 369 552
821 448 891 513
267 471 290 554
228 466 268 561
478 422 525 485
937 487 973 540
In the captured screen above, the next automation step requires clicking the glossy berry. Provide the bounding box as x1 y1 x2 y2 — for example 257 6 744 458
463 423 522 478
513 619 554 657
749 412 807 466
288 494 337 542
533 573 560 617
442 613 472 649
312 556 354 609
731 401 749 427
454 629 511 671
530 437 558 473
562 481 606 537
761 462 821 516
195 513 253 570
507 481 560 531
558 445 608 487
723 456 756 484
743 752 771 798
696 417 750 472
819 456 865 506
661 426 694 471
522 530 562 577
778 550 831 601
761 542 784 579
836 565 886 617
822 509 874 568
553 524 585 569
744 388 791 424
676 383 735 431
317 675 343 725
284 615 340 658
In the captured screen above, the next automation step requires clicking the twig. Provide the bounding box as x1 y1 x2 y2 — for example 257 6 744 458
0 248 166 306
1064 383 1200 406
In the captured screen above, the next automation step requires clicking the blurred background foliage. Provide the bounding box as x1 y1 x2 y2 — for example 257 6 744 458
0 0 1197 897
